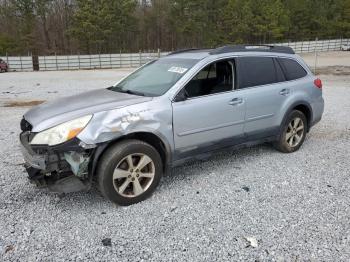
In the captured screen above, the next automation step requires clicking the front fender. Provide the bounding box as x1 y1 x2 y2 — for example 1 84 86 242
77 99 174 173
78 102 173 144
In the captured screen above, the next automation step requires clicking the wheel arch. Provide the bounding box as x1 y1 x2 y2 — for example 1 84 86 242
293 103 312 131
280 101 313 133
89 131 172 179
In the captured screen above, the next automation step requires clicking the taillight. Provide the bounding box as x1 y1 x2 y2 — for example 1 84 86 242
314 78 322 89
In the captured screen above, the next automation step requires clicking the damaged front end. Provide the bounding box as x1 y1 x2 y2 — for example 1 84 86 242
20 119 95 193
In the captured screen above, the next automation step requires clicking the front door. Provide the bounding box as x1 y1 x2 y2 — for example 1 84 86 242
172 60 246 159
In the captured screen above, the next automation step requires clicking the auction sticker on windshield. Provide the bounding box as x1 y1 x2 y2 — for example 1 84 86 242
168 66 188 74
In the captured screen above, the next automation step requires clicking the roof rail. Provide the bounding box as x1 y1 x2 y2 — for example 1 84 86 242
167 48 202 55
209 45 295 55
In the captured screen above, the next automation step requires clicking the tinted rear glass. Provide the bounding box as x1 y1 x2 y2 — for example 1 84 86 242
236 57 277 89
278 58 307 81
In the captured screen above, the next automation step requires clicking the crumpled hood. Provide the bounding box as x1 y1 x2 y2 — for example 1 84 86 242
24 88 152 132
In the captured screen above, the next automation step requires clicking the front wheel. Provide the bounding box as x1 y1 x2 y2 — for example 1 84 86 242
97 139 163 206
274 110 307 153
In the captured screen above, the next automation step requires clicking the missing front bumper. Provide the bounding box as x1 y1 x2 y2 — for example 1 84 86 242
20 132 94 193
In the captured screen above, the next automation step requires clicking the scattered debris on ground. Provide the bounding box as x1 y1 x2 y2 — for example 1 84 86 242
242 186 250 192
101 238 112 247
245 237 258 248
5 245 14 253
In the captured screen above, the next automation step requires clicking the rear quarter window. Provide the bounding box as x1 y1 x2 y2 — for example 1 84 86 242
277 58 307 81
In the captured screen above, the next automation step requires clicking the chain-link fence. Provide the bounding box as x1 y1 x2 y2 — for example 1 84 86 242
1 38 349 72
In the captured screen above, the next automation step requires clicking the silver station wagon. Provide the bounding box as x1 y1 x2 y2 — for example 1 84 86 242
20 45 324 205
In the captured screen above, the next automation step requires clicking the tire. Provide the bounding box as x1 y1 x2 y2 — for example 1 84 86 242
274 110 307 153
97 139 163 205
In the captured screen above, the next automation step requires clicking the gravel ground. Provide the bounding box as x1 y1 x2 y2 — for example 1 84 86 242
0 57 350 261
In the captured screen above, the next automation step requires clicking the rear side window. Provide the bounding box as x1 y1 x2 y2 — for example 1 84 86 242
277 58 307 81
236 57 278 89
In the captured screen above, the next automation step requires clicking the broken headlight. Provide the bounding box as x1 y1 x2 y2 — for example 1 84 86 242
30 115 92 146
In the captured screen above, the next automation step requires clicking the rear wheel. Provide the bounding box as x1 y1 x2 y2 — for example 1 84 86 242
97 139 163 205
274 110 307 153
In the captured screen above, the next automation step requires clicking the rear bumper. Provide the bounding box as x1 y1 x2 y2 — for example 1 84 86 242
19 132 94 193
310 96 324 128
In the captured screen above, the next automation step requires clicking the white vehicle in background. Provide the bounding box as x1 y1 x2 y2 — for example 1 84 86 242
341 44 350 51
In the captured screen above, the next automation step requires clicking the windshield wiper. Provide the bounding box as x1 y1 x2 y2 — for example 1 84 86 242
124 89 145 96
110 86 145 96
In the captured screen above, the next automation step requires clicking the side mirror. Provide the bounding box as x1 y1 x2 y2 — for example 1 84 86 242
174 89 188 102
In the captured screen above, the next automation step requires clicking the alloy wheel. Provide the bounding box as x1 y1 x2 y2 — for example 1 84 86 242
112 153 155 198
285 117 304 147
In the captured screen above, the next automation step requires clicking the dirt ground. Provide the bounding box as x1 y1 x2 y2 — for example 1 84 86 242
300 51 350 75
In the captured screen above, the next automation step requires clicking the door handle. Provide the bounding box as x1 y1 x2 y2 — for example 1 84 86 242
279 88 290 96
229 97 243 105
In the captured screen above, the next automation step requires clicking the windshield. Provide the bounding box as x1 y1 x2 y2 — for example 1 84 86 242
109 58 199 96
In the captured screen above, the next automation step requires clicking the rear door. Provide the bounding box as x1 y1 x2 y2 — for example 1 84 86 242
235 56 288 138
172 59 246 159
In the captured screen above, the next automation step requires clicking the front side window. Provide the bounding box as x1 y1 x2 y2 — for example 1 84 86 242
236 57 278 89
193 63 217 80
109 58 199 97
183 60 234 98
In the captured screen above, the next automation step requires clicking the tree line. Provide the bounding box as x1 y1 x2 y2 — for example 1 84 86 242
0 0 349 55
